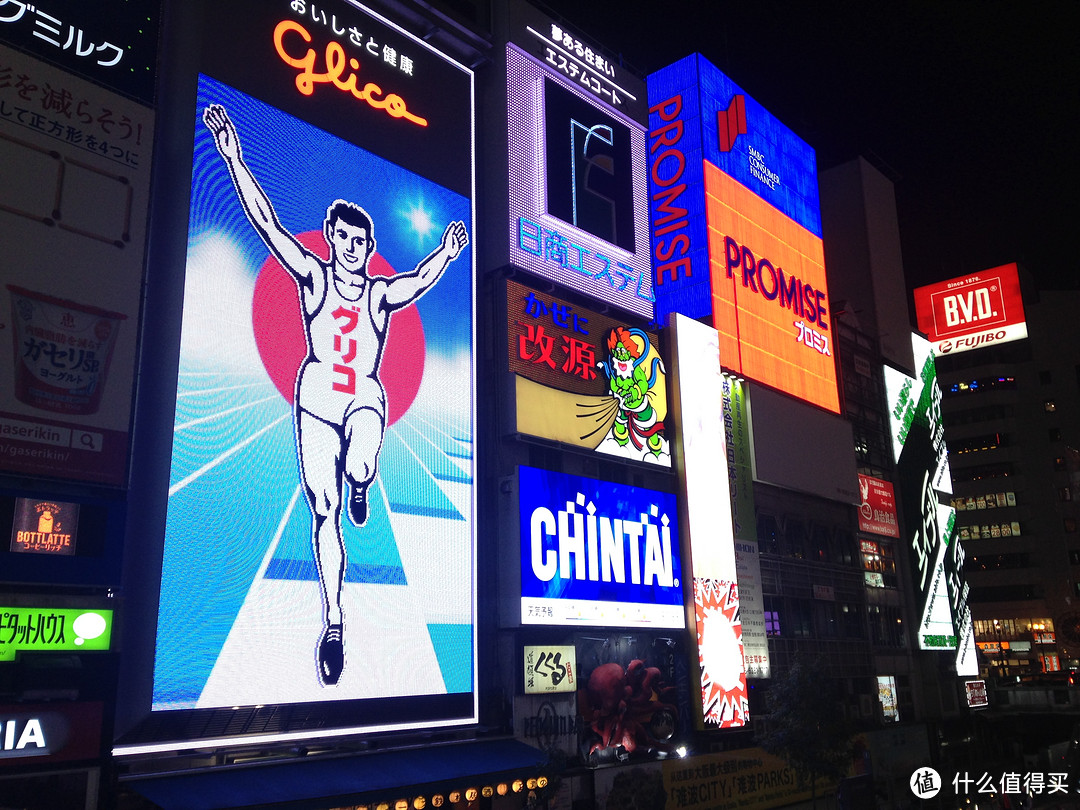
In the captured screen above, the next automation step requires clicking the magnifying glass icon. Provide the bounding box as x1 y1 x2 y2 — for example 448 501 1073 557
79 433 97 450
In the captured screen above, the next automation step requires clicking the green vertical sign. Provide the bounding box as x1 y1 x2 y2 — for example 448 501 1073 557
722 378 755 542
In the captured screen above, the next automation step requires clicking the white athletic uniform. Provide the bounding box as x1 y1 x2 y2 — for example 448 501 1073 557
295 267 387 428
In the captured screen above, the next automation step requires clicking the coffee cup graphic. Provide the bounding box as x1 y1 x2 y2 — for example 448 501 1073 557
8 285 126 415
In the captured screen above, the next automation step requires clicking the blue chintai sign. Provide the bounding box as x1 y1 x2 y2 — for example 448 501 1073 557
518 466 684 628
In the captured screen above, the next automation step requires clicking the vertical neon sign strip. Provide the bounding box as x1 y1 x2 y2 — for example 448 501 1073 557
670 313 747 727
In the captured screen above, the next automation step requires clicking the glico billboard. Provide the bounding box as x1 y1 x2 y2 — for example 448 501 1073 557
913 263 1027 356
120 0 476 752
504 1 654 317
647 55 838 414
518 466 683 629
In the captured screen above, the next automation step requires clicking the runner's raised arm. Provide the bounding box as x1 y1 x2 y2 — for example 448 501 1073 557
381 220 469 312
203 104 322 286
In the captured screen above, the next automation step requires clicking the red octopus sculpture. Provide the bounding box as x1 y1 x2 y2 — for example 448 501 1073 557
580 659 677 756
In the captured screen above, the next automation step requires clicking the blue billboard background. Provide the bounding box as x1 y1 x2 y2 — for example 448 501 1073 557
647 54 822 325
519 466 682 609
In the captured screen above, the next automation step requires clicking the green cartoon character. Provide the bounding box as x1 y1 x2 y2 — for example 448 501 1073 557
602 327 666 458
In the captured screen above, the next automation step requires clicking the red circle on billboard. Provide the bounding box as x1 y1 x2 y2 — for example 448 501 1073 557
251 230 424 426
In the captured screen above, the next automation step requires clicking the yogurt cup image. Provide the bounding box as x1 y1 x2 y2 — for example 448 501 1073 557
7 284 127 415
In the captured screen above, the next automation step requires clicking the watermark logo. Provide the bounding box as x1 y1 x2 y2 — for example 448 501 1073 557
910 767 941 799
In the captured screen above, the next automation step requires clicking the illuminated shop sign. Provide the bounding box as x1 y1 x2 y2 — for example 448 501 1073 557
914 263 1027 356
877 676 899 722
0 1 159 102
518 465 682 628
0 607 112 660
506 0 645 119
9 497 79 555
669 315 748 726
646 55 838 414
144 0 475 745
858 474 899 539
508 279 669 465
0 43 154 486
953 492 1016 511
883 337 952 496
523 645 576 694
506 44 653 317
965 680 988 709
885 335 975 669
734 538 768 680
722 377 755 543
594 748 821 810
959 522 1021 541
0 702 103 765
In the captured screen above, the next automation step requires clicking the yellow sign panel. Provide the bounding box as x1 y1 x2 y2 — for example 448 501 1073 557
661 748 822 810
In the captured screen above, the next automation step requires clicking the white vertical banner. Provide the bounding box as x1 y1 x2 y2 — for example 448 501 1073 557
670 313 748 728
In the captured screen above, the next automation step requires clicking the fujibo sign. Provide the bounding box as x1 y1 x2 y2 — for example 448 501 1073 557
0 608 112 661
913 264 1028 356
518 466 683 628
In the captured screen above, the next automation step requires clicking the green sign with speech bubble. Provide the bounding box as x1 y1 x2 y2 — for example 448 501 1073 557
0 608 113 661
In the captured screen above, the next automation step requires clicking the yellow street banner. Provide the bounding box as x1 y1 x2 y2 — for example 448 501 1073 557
661 747 826 810
595 748 833 810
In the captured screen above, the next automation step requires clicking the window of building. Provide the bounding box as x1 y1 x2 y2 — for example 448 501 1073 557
950 433 1006 455
954 463 1013 482
867 605 905 648
943 403 1016 426
966 552 1030 571
786 518 808 560
1045 400 1057 413
811 523 832 563
970 584 1042 602
958 521 1020 540
840 603 863 638
944 376 1016 397
764 609 782 637
952 491 1016 511
861 539 897 588
814 602 839 638
757 513 780 555
789 599 813 638
1054 456 1068 472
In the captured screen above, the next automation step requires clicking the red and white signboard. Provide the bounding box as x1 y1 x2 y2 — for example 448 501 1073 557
964 680 988 709
913 263 1027 356
858 474 900 538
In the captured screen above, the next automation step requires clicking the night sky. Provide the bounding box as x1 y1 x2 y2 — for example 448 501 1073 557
541 0 1080 293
